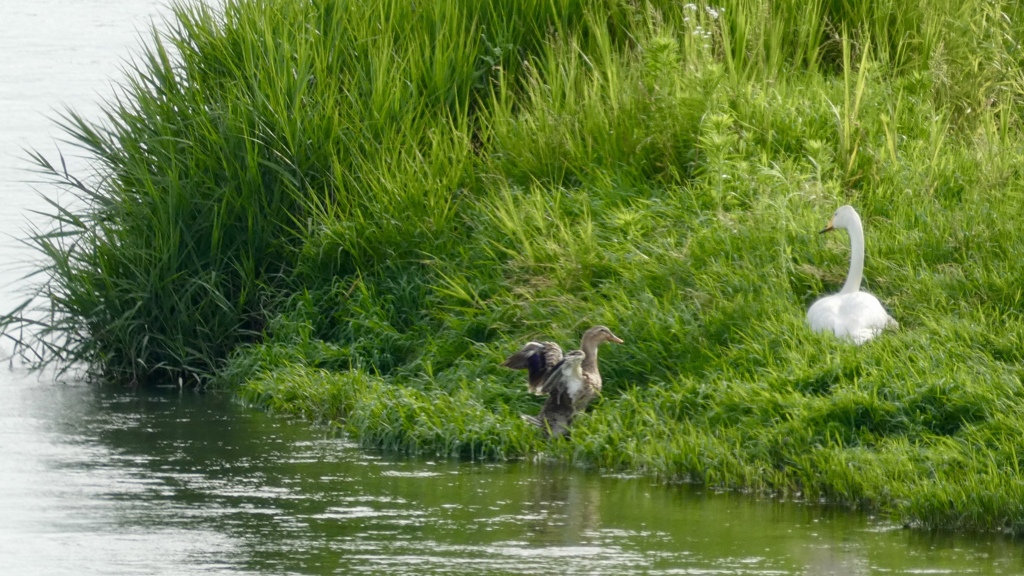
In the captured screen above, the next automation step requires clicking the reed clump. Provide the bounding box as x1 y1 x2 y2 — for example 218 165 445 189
7 0 1024 532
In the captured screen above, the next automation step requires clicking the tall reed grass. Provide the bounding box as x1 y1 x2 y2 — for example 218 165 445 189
6 0 1024 532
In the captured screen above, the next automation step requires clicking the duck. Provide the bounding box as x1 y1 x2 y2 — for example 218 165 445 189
502 325 624 436
806 205 897 345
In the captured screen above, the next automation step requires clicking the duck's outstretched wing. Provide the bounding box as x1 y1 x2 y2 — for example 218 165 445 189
539 350 584 397
502 341 563 394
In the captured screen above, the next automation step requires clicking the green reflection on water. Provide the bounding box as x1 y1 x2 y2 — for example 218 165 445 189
45 388 1024 575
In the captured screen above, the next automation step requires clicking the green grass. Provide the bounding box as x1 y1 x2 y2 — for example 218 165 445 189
6 0 1024 532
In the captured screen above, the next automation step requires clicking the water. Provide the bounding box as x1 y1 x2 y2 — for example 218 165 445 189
1 1 1023 574
4 385 1023 575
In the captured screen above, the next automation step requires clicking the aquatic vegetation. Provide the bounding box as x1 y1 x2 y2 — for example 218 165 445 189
7 0 1024 532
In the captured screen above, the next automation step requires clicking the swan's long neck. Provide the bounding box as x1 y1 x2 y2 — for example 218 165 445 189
840 213 865 295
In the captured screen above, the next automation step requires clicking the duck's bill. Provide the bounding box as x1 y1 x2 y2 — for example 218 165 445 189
609 335 624 344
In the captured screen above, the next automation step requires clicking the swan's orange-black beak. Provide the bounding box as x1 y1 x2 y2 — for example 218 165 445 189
819 217 835 234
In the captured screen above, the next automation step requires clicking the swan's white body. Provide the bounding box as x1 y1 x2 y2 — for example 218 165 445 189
807 205 897 345
807 290 895 345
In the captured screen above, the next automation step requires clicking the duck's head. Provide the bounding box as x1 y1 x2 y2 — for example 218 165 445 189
563 350 586 364
820 205 861 234
582 325 624 346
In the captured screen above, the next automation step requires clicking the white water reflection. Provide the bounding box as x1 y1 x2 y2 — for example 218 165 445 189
0 0 174 291
0 2 243 573
0 373 249 575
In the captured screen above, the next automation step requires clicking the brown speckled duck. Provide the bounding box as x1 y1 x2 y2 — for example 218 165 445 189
502 325 624 437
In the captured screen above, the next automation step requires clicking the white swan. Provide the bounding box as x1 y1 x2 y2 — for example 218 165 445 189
806 205 897 344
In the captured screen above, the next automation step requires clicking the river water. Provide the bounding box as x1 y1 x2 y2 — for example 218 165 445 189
1 1 1023 574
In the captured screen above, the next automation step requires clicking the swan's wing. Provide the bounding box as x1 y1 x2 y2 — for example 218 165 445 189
839 292 895 344
502 341 564 394
807 295 843 334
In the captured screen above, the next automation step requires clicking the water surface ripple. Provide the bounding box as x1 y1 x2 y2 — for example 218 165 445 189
3 382 1023 575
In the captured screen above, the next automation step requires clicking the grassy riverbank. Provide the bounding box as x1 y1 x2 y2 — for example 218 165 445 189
8 0 1024 532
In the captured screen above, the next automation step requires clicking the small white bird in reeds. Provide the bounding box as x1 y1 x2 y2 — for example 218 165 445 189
806 205 897 344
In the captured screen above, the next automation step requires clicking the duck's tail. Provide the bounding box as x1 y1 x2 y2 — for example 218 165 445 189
520 413 570 438
520 414 543 428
